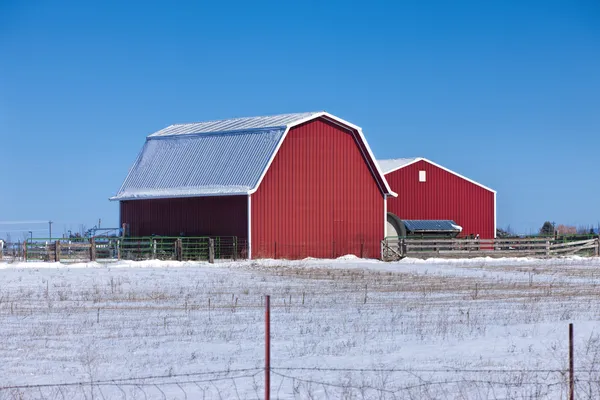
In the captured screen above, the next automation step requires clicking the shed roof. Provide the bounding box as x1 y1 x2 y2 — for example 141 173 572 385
112 112 395 201
377 157 496 194
403 220 463 232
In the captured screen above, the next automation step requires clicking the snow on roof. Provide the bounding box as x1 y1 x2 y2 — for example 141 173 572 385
112 112 395 201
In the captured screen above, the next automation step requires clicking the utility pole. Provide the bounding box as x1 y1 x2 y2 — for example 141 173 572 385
49 221 53 240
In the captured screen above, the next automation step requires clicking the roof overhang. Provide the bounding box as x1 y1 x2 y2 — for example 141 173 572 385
110 187 252 201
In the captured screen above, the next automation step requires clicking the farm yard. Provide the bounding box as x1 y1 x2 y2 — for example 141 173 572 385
1 256 600 399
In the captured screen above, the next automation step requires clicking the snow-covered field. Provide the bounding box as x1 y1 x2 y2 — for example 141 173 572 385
2 256 600 399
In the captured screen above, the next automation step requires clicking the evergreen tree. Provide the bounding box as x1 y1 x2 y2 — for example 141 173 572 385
539 221 554 236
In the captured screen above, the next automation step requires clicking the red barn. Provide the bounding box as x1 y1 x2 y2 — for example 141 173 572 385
112 112 395 259
379 158 496 239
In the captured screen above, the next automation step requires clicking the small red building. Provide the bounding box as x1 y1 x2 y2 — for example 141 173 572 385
379 158 496 239
112 112 395 259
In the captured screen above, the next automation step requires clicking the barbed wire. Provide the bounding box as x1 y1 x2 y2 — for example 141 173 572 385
0 368 261 391
4 367 599 400
272 366 572 373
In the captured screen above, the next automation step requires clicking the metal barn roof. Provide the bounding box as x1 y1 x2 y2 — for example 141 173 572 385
149 112 321 137
377 158 419 174
112 128 285 200
403 220 463 232
112 112 396 201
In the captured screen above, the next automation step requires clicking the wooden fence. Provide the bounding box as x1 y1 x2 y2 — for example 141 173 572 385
381 237 600 261
14 236 246 263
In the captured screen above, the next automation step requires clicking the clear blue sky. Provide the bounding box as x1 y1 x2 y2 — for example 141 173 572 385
1 0 599 239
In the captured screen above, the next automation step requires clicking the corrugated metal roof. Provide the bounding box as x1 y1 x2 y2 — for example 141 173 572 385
377 158 419 174
113 111 396 200
403 220 463 232
149 112 321 137
112 128 285 200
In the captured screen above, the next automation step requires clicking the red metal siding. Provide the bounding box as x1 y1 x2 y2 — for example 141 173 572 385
251 118 384 259
385 160 495 239
120 196 247 238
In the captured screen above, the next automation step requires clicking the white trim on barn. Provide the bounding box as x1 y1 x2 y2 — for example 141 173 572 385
493 191 497 239
247 194 252 260
248 111 397 197
383 194 388 239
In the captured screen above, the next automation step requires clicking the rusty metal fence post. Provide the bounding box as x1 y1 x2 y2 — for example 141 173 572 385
265 294 270 400
569 323 574 400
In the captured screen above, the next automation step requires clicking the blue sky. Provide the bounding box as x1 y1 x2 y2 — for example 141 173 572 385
1 0 599 239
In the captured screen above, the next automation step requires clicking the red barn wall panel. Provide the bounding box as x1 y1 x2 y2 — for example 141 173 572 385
385 160 495 239
120 196 247 238
251 118 384 259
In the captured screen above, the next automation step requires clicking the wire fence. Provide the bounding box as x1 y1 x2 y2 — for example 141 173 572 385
3 366 600 399
0 236 247 263
1 256 599 399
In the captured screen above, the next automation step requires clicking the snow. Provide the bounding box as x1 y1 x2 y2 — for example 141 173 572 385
1 256 600 399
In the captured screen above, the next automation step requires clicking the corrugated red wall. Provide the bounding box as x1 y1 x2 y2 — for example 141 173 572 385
120 196 247 238
251 118 384 259
385 160 495 239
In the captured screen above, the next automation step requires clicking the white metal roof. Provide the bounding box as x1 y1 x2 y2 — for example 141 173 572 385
149 112 321 137
377 158 419 174
377 157 496 193
112 112 396 201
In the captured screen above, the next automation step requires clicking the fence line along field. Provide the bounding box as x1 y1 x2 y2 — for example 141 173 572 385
2 256 600 399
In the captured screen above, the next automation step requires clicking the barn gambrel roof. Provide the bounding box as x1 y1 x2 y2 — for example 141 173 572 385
112 112 396 201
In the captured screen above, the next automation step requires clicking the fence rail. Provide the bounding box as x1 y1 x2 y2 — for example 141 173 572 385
1 236 247 263
382 237 600 260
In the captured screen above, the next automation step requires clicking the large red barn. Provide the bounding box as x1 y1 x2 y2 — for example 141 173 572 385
112 112 395 259
379 158 496 239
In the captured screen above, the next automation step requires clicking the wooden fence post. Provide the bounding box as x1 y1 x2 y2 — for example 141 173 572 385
546 240 550 257
208 238 215 264
55 240 61 262
175 239 182 261
152 239 157 259
23 241 27 262
89 238 96 261
596 237 600 257
117 240 121 261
